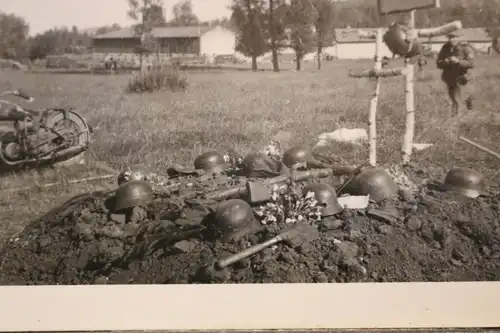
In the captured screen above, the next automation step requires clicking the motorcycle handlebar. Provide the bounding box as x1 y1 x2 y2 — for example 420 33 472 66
0 89 34 102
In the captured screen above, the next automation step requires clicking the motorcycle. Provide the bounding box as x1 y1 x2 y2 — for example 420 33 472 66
0 89 91 170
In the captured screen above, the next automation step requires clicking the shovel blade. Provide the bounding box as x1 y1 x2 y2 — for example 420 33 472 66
282 224 320 247
246 181 271 204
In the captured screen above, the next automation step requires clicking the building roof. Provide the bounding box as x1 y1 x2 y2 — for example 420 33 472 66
335 27 491 44
93 25 214 39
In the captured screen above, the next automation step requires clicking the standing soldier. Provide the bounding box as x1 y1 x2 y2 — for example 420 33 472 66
436 30 475 116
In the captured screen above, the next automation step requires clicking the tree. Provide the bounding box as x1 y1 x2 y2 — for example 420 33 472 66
286 0 316 71
231 0 269 71
266 0 288 72
169 0 200 26
0 12 30 60
28 27 92 60
127 0 166 68
311 0 335 70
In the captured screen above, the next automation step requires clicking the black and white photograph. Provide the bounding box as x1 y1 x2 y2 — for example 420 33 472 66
0 0 499 287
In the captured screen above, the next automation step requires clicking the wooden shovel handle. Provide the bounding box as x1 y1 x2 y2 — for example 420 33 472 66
308 160 357 176
205 169 332 201
216 236 282 269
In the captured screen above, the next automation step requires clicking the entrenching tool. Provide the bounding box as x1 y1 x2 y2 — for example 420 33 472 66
282 146 356 175
307 159 357 176
205 169 332 202
215 223 320 270
245 181 272 204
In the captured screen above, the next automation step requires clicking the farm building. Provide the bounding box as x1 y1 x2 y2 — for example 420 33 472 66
91 25 237 66
331 27 492 59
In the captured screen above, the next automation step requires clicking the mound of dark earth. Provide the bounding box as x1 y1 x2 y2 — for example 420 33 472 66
1 167 500 285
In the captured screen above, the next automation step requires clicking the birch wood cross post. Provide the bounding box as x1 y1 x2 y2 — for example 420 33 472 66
351 29 380 166
349 29 404 166
369 29 384 166
401 10 416 165
400 19 462 165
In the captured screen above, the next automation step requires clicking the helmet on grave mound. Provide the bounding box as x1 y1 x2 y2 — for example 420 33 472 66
443 167 487 198
302 182 343 217
115 179 154 211
117 164 150 185
383 23 423 58
194 151 229 174
213 199 259 241
241 152 283 177
282 146 312 168
341 167 398 203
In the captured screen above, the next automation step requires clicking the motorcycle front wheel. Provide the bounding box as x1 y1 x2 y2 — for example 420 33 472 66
45 109 91 161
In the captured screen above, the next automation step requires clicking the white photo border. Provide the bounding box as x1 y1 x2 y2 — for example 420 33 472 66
0 282 499 331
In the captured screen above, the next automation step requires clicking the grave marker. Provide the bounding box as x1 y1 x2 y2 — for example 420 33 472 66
378 0 440 15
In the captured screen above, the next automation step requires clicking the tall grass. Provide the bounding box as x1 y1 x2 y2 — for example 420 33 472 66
126 65 188 93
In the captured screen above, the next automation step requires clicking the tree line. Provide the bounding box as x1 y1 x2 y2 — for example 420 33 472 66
1 0 500 68
0 0 229 62
231 0 500 72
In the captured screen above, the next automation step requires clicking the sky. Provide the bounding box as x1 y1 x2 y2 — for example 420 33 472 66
2 0 232 35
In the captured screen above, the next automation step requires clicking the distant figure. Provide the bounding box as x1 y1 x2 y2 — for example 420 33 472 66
436 30 475 116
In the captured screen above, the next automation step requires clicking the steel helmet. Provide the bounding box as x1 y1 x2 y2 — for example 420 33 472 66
383 23 423 57
340 167 398 202
241 152 283 177
114 179 154 211
117 164 150 185
443 167 487 198
282 146 311 168
213 199 259 241
194 151 229 174
302 182 343 216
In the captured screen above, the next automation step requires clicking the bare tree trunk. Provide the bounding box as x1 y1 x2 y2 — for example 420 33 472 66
252 56 258 71
316 27 323 70
245 0 259 73
269 0 280 72
295 53 301 71
316 43 322 70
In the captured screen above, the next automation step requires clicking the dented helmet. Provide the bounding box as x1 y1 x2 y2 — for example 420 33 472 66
303 182 343 217
241 152 283 177
282 146 311 168
443 167 487 198
213 199 258 241
340 167 398 202
117 164 150 185
115 180 154 211
383 23 423 57
194 151 229 174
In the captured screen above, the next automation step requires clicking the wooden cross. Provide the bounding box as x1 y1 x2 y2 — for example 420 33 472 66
348 0 462 166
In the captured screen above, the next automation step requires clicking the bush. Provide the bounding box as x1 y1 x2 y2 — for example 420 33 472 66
126 65 188 93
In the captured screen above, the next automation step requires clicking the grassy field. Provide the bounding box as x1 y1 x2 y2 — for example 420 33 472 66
1 57 500 243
